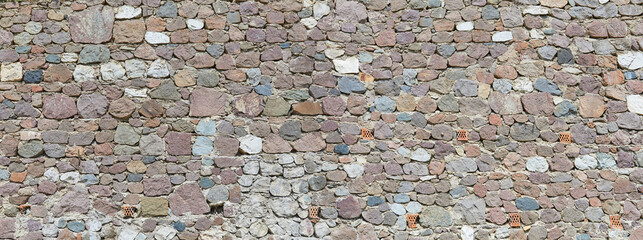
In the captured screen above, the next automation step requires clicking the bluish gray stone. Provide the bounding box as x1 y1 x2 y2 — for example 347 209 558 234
338 76 366 94
23 70 43 83
449 186 468 198
158 1 178 18
453 79 478 97
359 52 373 63
482 6 500 19
192 136 213 155
593 40 615 55
46 55 61 63
534 78 562 95
554 101 578 117
397 113 411 121
394 194 410 203
437 45 456 57
492 79 512 94
437 94 459 112
374 96 396 112
80 174 99 185
254 84 272 96
391 203 406 215
196 120 216 136
406 202 422 214
597 153 616 169
227 12 241 23
206 44 224 58
537 46 557 60
68 221 85 232
403 69 418 85
199 177 215 189
282 89 310 101
516 197 539 210
557 48 574 64
334 144 349 155
367 196 384 206
0 169 9 180
78 45 110 64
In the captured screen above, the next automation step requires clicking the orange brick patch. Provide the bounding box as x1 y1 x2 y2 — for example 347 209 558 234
406 214 418 228
509 213 521 227
309 206 320 223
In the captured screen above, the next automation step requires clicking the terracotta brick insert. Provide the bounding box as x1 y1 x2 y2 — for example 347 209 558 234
559 132 571 143
509 213 521 227
406 214 418 228
123 206 137 218
308 206 320 223
610 215 622 230
361 128 374 140
457 129 468 141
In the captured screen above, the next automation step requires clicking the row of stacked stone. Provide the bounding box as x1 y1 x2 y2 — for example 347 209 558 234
0 0 642 239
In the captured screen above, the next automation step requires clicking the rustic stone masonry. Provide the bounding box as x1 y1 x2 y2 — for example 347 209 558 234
0 0 642 239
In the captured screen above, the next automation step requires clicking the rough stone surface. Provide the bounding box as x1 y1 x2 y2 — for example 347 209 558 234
0 1 640 239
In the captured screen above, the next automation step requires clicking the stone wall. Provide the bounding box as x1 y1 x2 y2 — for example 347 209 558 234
0 0 642 239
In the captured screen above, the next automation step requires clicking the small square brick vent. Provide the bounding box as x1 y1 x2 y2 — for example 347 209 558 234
308 206 320 223
406 214 418 228
610 215 623 230
123 206 137 218
456 129 468 141
361 128 374 140
509 213 521 227
559 132 571 143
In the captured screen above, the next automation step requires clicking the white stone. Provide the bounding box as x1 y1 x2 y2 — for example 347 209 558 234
147 59 170 78
86 218 102 232
125 59 147 79
313 3 330 19
25 22 42 34
627 95 643 115
240 135 262 154
124 88 147 98
324 48 344 59
456 22 474 31
1 63 23 82
461 226 475 240
44 168 59 182
575 155 598 170
250 222 269 237
617 52 643 70
61 53 78 63
60 172 80 184
344 164 364 178
100 61 126 82
526 157 549 172
410 148 431 162
599 0 609 3
300 17 317 29
73 65 96 82
154 226 177 240
333 57 359 74
314 222 331 238
523 6 549 15
145 32 170 44
186 19 204 30
513 78 534 93
118 226 139 240
43 224 58 237
115 6 142 19
391 203 406 215
530 29 545 39
492 31 513 42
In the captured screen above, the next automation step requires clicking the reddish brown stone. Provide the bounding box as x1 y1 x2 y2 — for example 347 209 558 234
293 102 323 115
190 87 228 117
